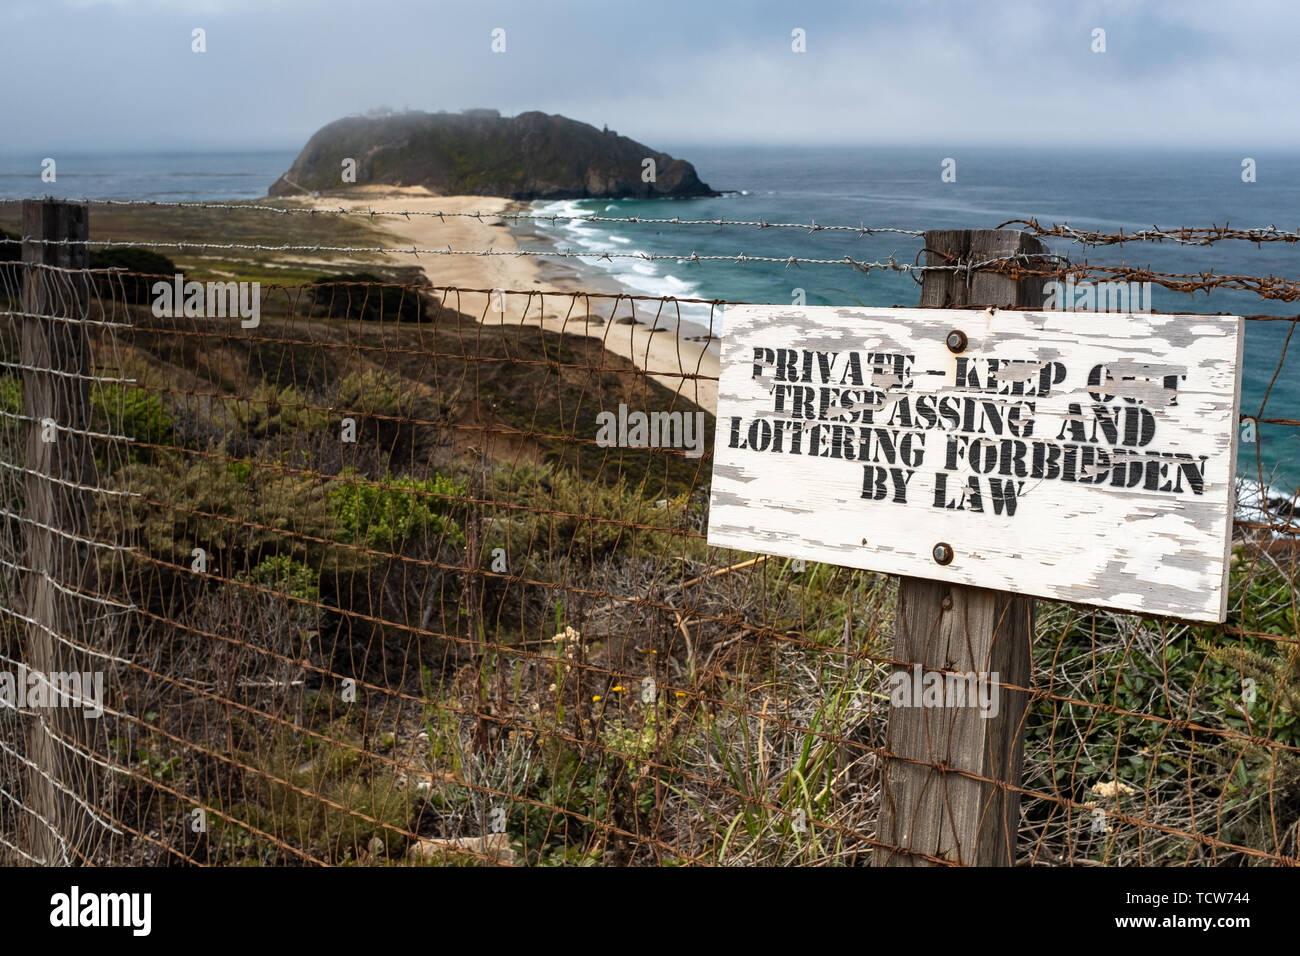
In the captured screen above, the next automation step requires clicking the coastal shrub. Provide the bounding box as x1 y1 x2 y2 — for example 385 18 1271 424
0 377 22 517
177 557 323 715
1022 549 1300 863
487 460 691 562
321 773 412 859
90 382 173 447
327 468 465 555
0 376 20 416
238 725 414 862
105 451 329 570
1201 553 1299 856
311 272 431 323
239 554 322 603
232 381 329 438
0 378 173 451
331 368 437 460
334 368 419 419
89 247 177 305
322 470 469 667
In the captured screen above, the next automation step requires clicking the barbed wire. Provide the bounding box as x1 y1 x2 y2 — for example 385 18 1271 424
0 234 1055 275
11 233 1300 300
8 198 1300 248
10 266 1300 327
1002 218 1300 247
0 198 930 237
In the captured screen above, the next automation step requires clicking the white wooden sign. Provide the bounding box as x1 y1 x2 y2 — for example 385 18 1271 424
707 306 1244 622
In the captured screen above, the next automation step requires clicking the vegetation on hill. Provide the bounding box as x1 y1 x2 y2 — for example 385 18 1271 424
89 247 178 304
310 272 432 323
0 204 1292 868
268 109 718 199
76 282 1293 866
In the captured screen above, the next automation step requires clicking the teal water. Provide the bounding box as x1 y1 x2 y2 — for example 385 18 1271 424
530 146 1300 493
0 150 295 202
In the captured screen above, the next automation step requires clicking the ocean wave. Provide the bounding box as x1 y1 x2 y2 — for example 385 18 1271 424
528 198 718 336
1236 476 1298 534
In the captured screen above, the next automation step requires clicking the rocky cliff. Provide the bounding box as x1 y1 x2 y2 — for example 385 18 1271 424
268 109 716 199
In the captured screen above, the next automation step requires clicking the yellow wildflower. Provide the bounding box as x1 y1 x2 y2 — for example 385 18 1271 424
1091 780 1136 799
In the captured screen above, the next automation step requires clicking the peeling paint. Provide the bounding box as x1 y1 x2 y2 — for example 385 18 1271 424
707 305 1243 622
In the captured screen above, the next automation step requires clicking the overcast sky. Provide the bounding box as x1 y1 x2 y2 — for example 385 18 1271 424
3 0 1296 152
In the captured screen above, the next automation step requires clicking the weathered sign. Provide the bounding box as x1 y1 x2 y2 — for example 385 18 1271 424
707 306 1244 622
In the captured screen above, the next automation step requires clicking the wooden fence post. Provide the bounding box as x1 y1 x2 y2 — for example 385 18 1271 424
19 199 99 865
874 229 1048 866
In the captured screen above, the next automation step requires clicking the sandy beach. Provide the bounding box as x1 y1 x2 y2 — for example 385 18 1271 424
286 187 718 413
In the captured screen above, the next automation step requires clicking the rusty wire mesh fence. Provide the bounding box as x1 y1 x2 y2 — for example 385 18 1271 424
0 213 1297 867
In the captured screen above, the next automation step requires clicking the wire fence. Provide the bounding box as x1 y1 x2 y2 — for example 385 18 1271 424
29 198 1300 246
0 202 1297 867
12 215 1300 302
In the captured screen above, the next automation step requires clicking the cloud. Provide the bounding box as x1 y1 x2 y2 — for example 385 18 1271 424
0 0 1295 150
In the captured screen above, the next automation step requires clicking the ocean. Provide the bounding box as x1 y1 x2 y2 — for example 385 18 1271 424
1 146 1296 491
0 150 294 203
531 145 1300 494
